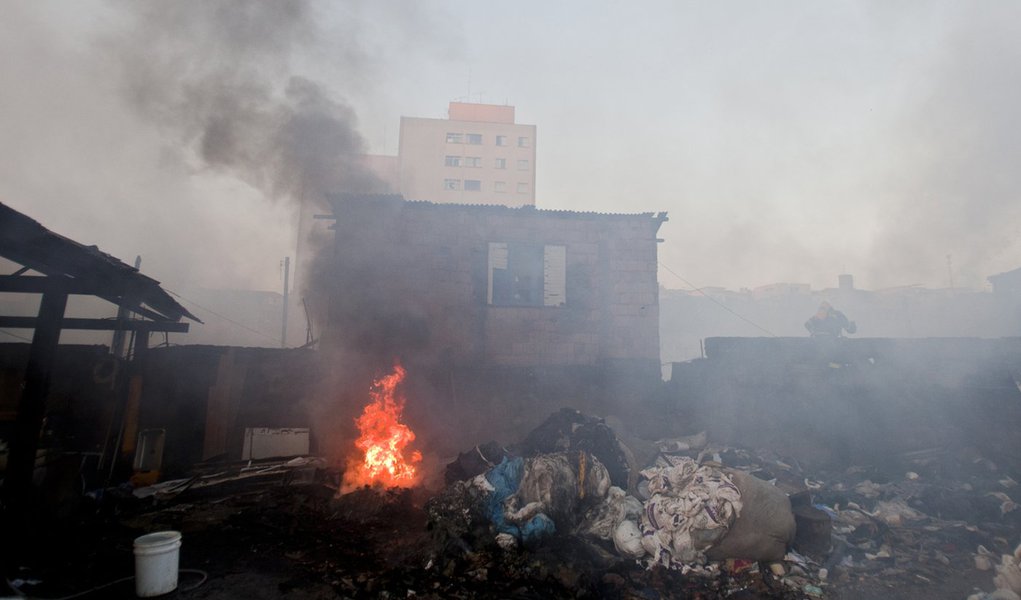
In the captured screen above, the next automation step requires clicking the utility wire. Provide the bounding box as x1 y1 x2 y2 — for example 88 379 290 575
165 290 280 343
658 262 777 337
0 329 32 342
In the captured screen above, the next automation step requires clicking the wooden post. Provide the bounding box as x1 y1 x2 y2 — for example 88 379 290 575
2 290 67 512
119 330 149 460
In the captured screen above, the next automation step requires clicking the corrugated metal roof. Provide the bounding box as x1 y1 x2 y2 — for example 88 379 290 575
328 193 668 222
0 202 198 323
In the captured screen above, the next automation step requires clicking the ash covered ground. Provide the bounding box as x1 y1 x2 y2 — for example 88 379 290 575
6 404 1020 600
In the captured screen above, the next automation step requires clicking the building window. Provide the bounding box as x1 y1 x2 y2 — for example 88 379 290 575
466 133 483 145
465 157 482 168
494 181 507 193
517 159 529 171
444 155 462 167
494 158 507 169
488 243 566 307
518 136 530 147
444 179 460 190
517 182 529 194
464 179 482 191
446 132 463 143
496 135 508 146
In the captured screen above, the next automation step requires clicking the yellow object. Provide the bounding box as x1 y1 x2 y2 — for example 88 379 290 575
121 375 144 455
131 470 160 487
577 451 587 499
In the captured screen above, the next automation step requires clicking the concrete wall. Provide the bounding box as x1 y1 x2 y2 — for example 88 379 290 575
398 115 536 206
666 336 1021 473
323 195 664 370
448 102 515 123
661 286 1021 363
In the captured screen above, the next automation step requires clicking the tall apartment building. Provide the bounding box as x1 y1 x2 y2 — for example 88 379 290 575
362 102 537 207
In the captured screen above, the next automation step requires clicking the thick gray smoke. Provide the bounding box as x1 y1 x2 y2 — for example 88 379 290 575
864 4 1021 290
108 1 381 201
104 0 398 362
103 0 415 460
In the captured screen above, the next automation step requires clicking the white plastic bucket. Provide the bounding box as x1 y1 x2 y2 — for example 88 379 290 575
133 531 181 597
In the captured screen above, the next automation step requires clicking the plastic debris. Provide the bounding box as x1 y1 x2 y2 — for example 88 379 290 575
993 544 1021 597
484 457 558 545
637 456 742 566
513 408 633 489
612 520 645 559
870 500 927 527
654 431 708 453
988 492 1019 516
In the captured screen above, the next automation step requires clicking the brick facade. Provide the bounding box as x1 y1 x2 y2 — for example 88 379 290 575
322 194 667 369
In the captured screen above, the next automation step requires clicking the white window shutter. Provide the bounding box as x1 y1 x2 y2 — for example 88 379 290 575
543 245 566 306
488 242 508 304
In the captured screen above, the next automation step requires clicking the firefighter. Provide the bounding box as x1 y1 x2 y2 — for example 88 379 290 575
805 301 856 337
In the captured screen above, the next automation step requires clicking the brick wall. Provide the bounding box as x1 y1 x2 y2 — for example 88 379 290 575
323 195 665 369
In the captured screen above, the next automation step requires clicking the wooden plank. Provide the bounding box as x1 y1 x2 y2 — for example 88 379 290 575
0 317 188 332
0 277 192 323
202 349 247 460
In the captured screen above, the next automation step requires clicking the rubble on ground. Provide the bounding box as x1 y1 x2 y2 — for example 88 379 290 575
7 409 1020 599
426 409 1021 598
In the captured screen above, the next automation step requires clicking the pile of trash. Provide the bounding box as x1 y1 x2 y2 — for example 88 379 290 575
25 407 1018 598
427 408 1021 599
428 409 801 589
970 543 1021 600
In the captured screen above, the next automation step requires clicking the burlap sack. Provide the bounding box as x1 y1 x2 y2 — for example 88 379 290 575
704 470 795 561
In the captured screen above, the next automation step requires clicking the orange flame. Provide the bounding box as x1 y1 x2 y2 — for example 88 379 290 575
342 364 422 490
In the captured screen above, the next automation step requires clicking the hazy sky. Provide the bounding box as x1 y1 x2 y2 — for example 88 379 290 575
2 1 1019 296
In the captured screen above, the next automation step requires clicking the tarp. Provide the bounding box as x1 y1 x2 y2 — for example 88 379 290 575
485 457 556 544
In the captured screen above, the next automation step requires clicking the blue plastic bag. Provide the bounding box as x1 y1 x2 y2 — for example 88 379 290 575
485 457 556 543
